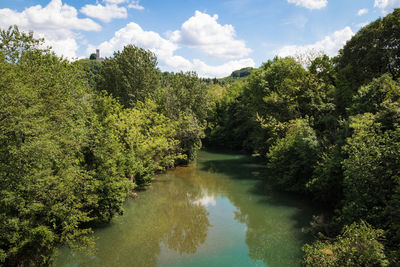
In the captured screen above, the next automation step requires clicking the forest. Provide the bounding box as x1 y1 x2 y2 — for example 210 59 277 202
0 8 399 267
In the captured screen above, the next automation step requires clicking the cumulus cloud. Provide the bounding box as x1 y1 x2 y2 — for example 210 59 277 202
192 58 255 77
275 26 354 57
374 0 400 14
169 11 251 59
89 22 254 77
80 0 144 22
80 3 127 22
87 22 178 58
357 8 368 16
287 0 328 10
0 0 100 31
43 37 80 59
0 0 101 58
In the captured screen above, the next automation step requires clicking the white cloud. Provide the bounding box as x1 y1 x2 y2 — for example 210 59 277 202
80 4 127 22
357 8 368 16
169 11 251 59
275 26 354 58
0 0 101 58
104 0 127 4
0 0 100 31
88 22 178 58
192 58 255 78
102 0 144 10
80 0 144 22
88 22 254 77
42 36 79 59
287 0 328 10
374 0 400 14
128 1 144 10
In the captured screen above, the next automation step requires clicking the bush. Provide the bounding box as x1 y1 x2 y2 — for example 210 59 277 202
303 221 389 266
267 118 320 192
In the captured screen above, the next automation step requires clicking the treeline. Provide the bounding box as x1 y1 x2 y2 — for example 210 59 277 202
0 27 210 266
201 67 254 86
206 9 400 266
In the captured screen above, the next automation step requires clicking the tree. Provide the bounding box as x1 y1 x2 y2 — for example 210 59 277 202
307 144 345 208
96 45 160 107
335 9 400 114
157 71 211 123
115 100 184 184
0 45 97 266
349 74 400 116
205 81 251 150
303 221 389 267
0 25 44 63
244 57 307 123
155 71 211 160
339 113 400 257
82 93 132 223
73 58 102 90
0 27 132 265
267 118 320 193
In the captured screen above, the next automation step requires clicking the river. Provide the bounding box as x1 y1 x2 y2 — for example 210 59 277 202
55 150 314 267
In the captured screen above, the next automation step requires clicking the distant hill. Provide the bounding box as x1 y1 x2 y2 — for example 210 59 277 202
230 67 254 78
202 67 255 85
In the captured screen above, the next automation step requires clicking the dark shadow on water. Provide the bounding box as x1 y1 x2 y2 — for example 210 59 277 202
198 150 316 265
198 150 316 213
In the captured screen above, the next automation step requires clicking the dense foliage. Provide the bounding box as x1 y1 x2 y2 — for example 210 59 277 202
303 221 389 266
96 45 160 108
206 9 400 266
267 118 320 193
0 26 209 266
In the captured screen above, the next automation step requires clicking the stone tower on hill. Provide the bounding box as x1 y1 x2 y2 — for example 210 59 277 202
96 49 104 62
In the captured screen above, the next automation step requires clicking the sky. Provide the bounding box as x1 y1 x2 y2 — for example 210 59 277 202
0 0 399 77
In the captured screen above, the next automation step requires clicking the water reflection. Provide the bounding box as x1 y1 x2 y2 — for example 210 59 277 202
172 151 313 266
162 187 210 255
193 194 217 207
56 150 313 267
56 177 210 267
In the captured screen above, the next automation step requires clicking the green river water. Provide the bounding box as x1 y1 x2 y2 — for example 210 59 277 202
55 150 314 267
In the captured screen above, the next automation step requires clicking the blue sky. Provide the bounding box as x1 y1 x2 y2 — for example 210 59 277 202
0 0 399 77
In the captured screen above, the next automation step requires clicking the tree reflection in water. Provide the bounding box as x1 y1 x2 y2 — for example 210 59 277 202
56 150 313 267
172 151 313 266
162 185 210 255
55 176 210 267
